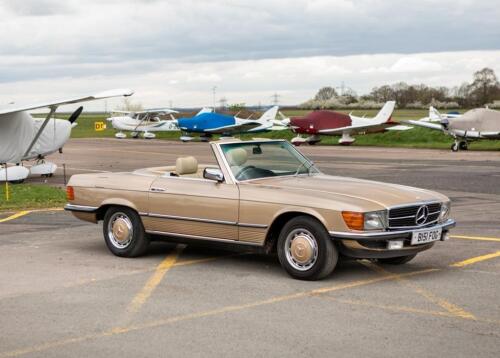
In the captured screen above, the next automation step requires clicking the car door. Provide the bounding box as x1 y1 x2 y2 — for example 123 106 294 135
144 176 240 241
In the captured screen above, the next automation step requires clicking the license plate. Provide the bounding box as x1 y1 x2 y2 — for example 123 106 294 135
411 228 442 245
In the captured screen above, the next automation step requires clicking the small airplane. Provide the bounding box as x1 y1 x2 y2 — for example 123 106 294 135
405 107 500 151
288 101 409 145
107 107 215 139
176 106 280 142
0 89 133 182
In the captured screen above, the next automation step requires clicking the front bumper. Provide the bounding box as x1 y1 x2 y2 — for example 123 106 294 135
329 219 456 259
328 219 456 241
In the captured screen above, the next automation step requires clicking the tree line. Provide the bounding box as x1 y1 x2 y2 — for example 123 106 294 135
302 68 500 109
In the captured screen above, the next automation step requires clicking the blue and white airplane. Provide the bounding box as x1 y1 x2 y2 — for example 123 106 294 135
177 106 280 142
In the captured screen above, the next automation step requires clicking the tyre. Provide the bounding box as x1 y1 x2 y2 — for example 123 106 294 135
459 141 468 150
378 254 417 265
451 142 459 152
103 206 149 257
277 216 338 280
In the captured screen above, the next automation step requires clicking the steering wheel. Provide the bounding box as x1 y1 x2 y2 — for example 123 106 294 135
235 165 256 180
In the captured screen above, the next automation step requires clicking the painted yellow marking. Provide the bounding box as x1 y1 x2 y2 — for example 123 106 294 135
0 268 438 358
126 246 183 315
0 210 31 223
451 235 500 243
450 251 500 268
320 296 457 319
361 261 476 320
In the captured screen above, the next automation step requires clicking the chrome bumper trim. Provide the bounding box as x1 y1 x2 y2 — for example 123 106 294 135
64 204 98 213
329 219 456 241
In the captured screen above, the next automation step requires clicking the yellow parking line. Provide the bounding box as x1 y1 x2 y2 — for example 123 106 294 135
320 296 457 319
450 251 500 268
451 235 500 243
361 261 476 320
0 267 438 358
0 210 31 223
126 246 183 315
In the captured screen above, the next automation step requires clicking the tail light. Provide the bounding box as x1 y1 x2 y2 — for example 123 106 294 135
66 186 74 201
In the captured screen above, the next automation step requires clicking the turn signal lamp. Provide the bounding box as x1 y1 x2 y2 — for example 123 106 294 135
66 186 74 201
342 211 364 231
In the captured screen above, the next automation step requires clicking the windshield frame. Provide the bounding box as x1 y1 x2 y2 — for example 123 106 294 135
214 139 321 183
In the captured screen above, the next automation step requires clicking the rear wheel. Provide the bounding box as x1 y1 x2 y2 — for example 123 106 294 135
103 207 149 257
277 216 338 280
378 254 417 265
459 141 468 150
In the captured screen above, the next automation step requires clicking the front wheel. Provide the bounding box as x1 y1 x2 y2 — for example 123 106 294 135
103 207 149 257
378 254 417 265
277 216 338 280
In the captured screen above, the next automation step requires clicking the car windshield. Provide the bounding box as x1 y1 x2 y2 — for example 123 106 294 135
220 141 319 181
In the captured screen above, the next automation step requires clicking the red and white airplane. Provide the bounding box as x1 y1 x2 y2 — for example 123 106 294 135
288 101 409 145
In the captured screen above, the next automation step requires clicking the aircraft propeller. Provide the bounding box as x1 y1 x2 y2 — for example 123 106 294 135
68 106 84 123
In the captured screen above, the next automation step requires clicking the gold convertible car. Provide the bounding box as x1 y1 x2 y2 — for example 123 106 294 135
65 139 455 280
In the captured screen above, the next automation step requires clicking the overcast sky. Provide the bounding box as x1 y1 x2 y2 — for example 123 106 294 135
0 0 499 109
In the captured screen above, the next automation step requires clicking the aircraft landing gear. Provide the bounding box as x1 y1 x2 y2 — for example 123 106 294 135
451 142 459 152
459 141 468 150
131 132 139 139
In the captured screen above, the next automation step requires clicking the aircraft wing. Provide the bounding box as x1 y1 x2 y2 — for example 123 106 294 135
204 121 261 134
480 131 500 138
318 122 402 135
386 125 413 131
0 88 133 116
133 108 179 115
403 120 443 131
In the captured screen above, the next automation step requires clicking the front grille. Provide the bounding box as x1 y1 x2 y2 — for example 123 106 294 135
388 202 441 229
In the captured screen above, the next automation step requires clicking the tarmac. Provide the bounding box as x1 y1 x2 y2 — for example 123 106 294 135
0 138 499 357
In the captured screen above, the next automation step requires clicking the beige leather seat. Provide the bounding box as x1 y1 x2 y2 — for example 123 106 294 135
175 156 198 175
226 148 248 173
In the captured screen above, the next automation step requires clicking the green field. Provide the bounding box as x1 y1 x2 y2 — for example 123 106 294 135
0 184 66 211
57 109 500 151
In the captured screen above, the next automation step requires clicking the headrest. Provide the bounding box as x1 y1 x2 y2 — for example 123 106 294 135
226 148 248 166
176 156 198 175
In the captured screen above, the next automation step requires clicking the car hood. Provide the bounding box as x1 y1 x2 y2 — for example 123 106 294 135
245 174 447 209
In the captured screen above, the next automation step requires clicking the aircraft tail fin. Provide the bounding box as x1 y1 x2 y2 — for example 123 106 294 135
429 106 443 121
258 106 279 123
372 101 396 123
196 107 213 116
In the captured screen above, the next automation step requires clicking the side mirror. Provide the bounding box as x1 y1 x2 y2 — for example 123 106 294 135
203 168 224 182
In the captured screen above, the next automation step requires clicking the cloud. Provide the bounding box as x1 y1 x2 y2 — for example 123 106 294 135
1 50 498 110
0 1 499 108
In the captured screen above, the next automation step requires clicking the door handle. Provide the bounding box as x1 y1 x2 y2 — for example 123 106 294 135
150 187 166 192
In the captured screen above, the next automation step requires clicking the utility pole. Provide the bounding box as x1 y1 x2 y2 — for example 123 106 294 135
271 93 280 106
336 81 345 96
212 86 217 112
219 97 227 110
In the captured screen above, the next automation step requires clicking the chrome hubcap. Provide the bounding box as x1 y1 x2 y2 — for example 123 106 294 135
285 228 318 271
108 212 133 249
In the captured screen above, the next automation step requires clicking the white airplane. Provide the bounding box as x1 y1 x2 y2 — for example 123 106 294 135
405 106 500 151
0 89 133 182
107 108 183 139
